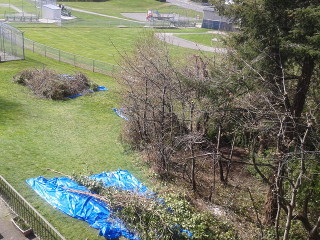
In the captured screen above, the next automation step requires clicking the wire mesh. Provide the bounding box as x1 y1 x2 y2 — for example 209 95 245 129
145 7 202 28
0 23 24 62
24 38 119 75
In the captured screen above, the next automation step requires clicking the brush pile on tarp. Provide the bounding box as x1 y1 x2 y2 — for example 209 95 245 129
14 68 98 100
26 170 146 240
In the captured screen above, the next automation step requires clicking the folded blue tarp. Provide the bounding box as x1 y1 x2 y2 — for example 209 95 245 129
112 108 129 120
26 175 139 240
67 86 108 99
96 86 109 91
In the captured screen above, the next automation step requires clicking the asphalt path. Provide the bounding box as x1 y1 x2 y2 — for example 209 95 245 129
68 7 145 24
0 4 23 13
155 32 227 53
166 0 207 12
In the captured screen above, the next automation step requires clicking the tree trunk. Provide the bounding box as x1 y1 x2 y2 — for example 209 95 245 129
292 58 315 119
264 174 278 225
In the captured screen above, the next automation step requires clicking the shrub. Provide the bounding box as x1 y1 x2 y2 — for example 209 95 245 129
14 68 97 100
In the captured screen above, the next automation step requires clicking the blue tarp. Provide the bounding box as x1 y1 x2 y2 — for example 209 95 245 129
26 174 140 240
112 108 129 120
27 170 192 239
89 170 152 196
96 86 109 91
67 86 108 99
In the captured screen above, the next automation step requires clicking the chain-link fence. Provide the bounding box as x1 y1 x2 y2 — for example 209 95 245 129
24 38 119 75
0 23 24 62
61 17 144 28
145 7 202 28
2 2 41 20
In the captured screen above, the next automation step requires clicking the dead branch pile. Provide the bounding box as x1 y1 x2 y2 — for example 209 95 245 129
14 68 96 100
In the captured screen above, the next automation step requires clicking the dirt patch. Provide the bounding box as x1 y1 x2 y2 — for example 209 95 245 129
150 147 267 239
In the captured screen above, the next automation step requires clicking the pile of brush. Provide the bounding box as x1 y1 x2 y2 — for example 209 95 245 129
14 68 97 100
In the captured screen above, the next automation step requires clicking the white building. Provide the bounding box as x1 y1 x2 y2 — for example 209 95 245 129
42 4 61 21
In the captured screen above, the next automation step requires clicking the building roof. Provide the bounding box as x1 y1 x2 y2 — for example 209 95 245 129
43 4 60 10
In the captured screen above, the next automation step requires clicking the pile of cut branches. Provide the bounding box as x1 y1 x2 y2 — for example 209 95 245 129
70 175 239 240
14 68 97 100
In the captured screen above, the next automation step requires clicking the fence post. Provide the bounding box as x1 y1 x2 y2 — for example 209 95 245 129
59 50 61 62
22 32 25 60
74 55 76 66
33 41 34 53
45 45 46 57
93 60 95 72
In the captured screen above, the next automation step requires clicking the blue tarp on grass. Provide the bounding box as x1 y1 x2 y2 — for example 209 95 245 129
26 170 192 239
67 86 109 99
26 174 140 240
89 170 152 196
112 108 129 120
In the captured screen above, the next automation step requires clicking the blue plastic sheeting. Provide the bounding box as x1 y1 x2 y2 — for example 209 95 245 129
26 176 140 240
68 94 83 99
89 170 152 196
67 86 108 98
89 170 192 238
96 86 109 91
60 74 75 79
112 108 129 120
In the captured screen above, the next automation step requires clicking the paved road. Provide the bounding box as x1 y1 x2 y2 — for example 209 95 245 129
121 13 147 22
155 32 227 53
0 4 23 13
68 7 145 24
166 0 207 12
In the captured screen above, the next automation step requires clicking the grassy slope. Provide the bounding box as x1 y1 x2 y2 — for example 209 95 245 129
0 52 145 239
0 0 220 238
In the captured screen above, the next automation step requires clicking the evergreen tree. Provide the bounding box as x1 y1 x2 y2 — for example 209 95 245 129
208 0 320 238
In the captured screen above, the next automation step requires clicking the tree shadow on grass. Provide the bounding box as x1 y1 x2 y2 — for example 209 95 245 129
0 96 23 125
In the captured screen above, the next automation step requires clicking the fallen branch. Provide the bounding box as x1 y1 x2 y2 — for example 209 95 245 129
45 168 72 178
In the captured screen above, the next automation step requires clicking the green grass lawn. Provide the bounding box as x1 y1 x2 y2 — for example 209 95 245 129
19 25 142 64
0 6 17 15
15 22 216 64
61 0 168 18
0 52 146 239
0 0 40 15
177 32 226 48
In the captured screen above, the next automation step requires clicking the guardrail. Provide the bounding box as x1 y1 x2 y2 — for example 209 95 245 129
24 38 119 76
0 175 66 240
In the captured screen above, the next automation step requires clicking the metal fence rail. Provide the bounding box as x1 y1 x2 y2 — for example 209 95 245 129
24 38 119 75
0 175 66 240
0 23 25 62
